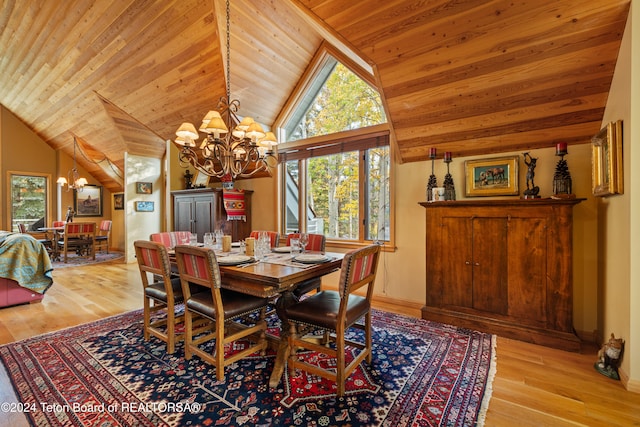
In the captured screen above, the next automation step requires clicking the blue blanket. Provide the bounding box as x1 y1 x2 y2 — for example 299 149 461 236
0 231 53 294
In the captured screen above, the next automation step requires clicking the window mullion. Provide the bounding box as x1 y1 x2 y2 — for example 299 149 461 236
299 159 308 233
359 150 366 242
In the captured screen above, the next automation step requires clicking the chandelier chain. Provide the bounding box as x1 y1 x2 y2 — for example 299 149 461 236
225 0 231 100
173 0 278 181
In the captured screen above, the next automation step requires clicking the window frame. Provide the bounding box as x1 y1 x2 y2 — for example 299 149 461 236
277 126 395 251
6 170 52 233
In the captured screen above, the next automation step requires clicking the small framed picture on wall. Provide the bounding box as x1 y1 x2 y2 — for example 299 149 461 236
135 201 154 212
113 193 124 210
136 182 152 194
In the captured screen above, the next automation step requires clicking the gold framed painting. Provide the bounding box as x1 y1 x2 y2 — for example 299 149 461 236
465 156 519 197
193 170 210 187
74 185 103 217
592 120 623 197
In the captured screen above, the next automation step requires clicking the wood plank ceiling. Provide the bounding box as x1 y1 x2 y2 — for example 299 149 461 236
0 0 630 193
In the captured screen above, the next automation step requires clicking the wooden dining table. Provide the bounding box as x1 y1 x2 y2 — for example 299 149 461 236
171 248 344 388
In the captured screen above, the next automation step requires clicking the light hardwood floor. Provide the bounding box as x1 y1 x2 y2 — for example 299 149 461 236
0 260 638 426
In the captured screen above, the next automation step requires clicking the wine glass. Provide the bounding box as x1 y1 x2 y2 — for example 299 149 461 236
203 232 214 247
299 233 309 253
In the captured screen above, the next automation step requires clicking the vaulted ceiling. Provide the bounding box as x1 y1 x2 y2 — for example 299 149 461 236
0 0 630 193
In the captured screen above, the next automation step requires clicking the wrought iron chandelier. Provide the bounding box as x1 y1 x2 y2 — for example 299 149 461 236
174 0 277 181
56 137 88 192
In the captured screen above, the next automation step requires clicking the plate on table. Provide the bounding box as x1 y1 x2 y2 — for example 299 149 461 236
217 255 254 266
272 246 291 253
293 254 331 264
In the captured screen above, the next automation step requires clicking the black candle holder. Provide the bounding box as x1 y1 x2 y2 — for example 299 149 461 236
443 157 456 201
553 150 572 195
426 152 438 201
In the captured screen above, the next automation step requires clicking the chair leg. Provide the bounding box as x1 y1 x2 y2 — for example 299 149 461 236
288 322 298 376
258 307 268 356
184 310 193 360
166 303 175 354
215 322 225 381
336 334 346 397
143 298 151 342
365 313 372 364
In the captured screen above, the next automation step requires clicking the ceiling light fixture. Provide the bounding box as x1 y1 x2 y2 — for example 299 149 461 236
175 0 277 182
57 137 88 192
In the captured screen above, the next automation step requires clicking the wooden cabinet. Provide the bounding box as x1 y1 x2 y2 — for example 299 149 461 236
172 188 252 242
420 198 583 351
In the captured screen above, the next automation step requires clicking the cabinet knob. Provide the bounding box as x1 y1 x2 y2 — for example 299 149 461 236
474 262 480 266
465 261 471 265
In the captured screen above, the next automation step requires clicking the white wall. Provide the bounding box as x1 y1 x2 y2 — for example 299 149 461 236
124 153 162 263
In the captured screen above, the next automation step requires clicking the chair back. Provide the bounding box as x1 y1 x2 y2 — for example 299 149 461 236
99 220 112 233
338 244 381 300
52 221 65 228
59 222 96 262
286 233 325 252
64 222 96 237
174 245 222 290
150 231 191 248
250 230 280 248
174 245 224 316
133 240 174 293
17 223 27 233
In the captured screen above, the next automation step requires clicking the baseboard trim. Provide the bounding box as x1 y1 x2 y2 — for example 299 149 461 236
619 369 640 394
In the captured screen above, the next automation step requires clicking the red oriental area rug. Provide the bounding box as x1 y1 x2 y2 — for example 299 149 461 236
0 309 495 426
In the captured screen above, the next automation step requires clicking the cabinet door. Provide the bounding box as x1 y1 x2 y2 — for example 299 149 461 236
439 216 473 308
174 196 195 233
507 217 547 325
472 218 508 314
193 195 214 241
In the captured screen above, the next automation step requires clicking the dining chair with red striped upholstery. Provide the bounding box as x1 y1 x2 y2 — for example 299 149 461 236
286 233 326 297
134 240 186 354
56 222 96 263
285 243 381 397
95 220 112 253
150 231 192 248
174 245 270 381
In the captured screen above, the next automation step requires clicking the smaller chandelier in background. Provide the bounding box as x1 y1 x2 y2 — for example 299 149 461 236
57 137 88 192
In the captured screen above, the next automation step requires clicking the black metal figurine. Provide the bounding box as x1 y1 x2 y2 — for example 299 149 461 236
65 206 75 223
184 169 194 189
523 152 540 198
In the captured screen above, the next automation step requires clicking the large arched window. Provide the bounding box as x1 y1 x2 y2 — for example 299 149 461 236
276 45 392 249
